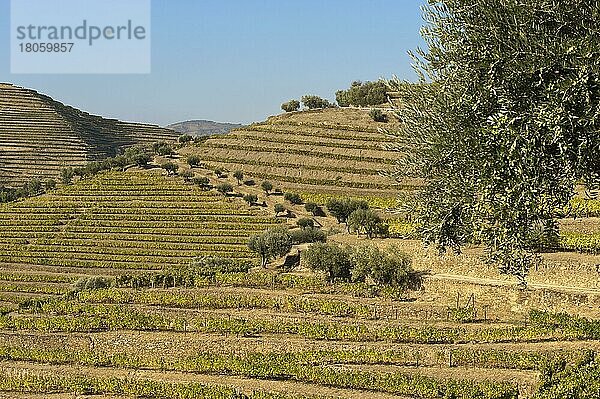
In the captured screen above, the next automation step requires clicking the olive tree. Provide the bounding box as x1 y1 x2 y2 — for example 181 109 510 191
326 198 369 224
281 99 300 112
388 0 600 286
233 170 244 185
347 208 382 238
216 183 233 196
248 227 292 267
302 242 352 283
161 162 179 176
261 181 273 195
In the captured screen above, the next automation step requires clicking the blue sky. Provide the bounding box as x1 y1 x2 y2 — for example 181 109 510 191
0 0 426 126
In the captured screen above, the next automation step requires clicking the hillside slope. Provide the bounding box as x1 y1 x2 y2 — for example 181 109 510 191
0 83 178 187
167 120 242 137
0 169 278 278
182 108 419 198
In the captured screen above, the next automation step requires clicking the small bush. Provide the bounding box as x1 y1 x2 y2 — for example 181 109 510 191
296 218 315 229
26 179 42 196
161 161 179 175
274 203 286 216
187 155 202 167
45 179 57 191
178 134 193 144
61 167 75 184
290 227 326 245
284 192 303 205
261 181 273 195
181 170 194 181
214 169 224 178
192 176 210 187
369 109 388 122
216 183 233 195
281 99 300 112
73 276 112 291
243 194 258 205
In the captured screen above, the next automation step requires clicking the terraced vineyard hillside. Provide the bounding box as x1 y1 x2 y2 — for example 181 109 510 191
184 108 417 199
0 83 178 187
0 166 598 397
0 170 279 301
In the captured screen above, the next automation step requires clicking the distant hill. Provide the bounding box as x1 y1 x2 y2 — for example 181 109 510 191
0 83 179 187
167 120 242 137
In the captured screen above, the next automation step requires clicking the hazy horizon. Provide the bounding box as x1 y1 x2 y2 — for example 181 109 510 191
0 0 426 126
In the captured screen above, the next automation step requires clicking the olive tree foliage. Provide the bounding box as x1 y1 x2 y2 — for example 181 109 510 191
336 81 388 107
351 245 413 288
281 99 300 112
388 0 600 285
301 95 334 110
248 227 292 267
347 209 383 238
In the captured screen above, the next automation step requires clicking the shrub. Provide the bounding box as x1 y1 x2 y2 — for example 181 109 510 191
233 170 244 185
243 194 258 205
261 181 273 195
110 155 129 170
44 179 57 191
290 227 326 245
73 276 112 291
192 176 210 188
181 170 194 181
216 183 233 196
302 243 352 283
351 245 413 288
347 208 383 238
301 95 334 109
161 161 179 175
369 109 388 122
26 179 42 196
248 227 292 267
274 203 286 216
178 134 193 144
60 167 75 184
281 99 301 112
296 218 315 229
284 192 303 205
187 155 202 167
214 169 224 178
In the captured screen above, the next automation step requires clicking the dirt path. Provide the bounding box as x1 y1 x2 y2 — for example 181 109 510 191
428 273 600 295
0 361 410 399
